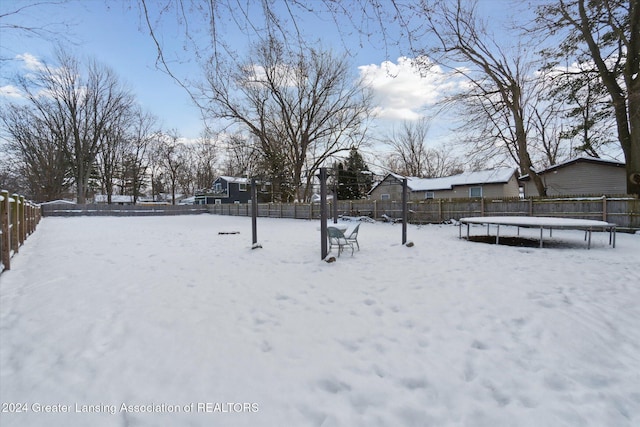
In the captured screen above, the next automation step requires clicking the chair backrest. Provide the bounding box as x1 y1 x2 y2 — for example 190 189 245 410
327 227 345 240
347 223 360 238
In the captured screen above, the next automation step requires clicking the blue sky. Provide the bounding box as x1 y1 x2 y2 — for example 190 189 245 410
0 0 515 145
1 0 207 138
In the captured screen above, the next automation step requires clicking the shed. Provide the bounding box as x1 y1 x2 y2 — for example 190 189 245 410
519 156 626 197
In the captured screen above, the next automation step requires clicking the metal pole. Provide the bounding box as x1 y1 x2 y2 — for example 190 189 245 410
333 185 338 224
320 168 328 259
402 178 408 245
251 178 259 248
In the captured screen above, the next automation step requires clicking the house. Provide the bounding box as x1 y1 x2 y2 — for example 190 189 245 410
194 176 251 204
368 167 520 201
93 195 134 205
178 196 196 205
519 156 626 197
40 199 76 205
195 176 273 204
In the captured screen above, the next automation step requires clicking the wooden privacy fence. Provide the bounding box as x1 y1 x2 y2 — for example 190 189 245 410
207 196 640 230
1 190 42 273
41 203 209 217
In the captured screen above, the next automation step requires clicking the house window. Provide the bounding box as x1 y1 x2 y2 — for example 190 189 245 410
239 183 247 192
381 194 390 201
234 201 240 204
469 186 482 198
214 199 222 205
214 183 222 192
425 191 435 199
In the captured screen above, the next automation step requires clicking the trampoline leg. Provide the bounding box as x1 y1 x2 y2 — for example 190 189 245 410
539 227 544 248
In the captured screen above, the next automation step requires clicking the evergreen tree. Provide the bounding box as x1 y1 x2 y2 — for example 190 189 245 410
336 148 372 200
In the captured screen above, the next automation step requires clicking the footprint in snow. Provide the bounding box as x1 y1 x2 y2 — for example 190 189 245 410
317 378 351 394
483 380 511 406
471 340 488 350
260 340 272 352
399 376 429 390
336 339 360 352
464 361 477 382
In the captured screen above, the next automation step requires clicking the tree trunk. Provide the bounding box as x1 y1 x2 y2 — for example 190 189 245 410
625 77 640 195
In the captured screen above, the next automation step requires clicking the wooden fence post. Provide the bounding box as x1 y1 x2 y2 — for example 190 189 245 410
602 196 607 222
24 202 31 237
1 190 10 270
11 194 19 255
19 195 25 245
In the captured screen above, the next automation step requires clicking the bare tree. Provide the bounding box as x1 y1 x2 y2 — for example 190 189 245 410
0 151 27 194
203 37 371 201
222 133 260 178
96 111 128 204
0 104 71 201
385 119 431 177
535 0 639 194
545 63 615 159
401 0 546 194
14 50 134 203
527 76 575 168
155 130 186 204
122 108 158 203
192 130 219 191
0 1 78 62
385 118 463 178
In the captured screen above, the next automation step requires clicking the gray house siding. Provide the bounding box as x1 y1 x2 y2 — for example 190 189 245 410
369 175 406 201
522 159 626 197
421 175 520 200
369 170 520 201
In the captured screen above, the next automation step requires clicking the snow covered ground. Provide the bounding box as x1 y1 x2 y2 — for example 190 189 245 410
1 214 639 427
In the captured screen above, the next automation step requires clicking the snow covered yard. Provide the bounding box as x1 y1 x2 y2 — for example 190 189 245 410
1 214 639 427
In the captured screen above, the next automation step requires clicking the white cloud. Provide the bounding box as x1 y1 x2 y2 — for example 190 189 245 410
16 52 45 71
0 85 23 99
359 56 461 121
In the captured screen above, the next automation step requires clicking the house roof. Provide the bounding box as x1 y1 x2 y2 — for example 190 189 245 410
519 156 625 180
408 167 516 191
217 176 249 184
94 195 134 203
40 199 76 205
370 167 517 193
